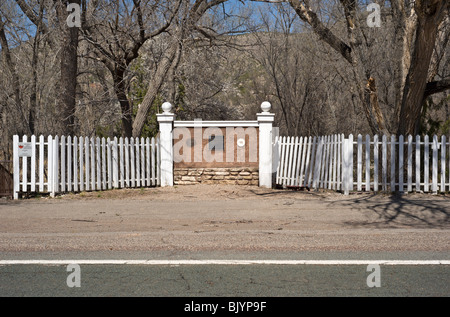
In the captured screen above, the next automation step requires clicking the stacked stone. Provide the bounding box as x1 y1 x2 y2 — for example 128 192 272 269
174 168 259 185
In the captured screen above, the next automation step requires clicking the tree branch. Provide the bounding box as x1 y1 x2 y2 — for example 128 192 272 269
289 0 353 64
14 0 56 49
424 78 450 98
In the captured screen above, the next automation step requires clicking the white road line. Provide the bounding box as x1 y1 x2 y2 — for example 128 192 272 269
0 260 449 265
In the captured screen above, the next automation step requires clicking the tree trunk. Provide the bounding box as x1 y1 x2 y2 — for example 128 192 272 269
397 0 447 136
29 1 46 135
290 0 389 135
0 18 28 135
57 0 80 135
132 41 180 138
391 0 417 127
113 69 133 138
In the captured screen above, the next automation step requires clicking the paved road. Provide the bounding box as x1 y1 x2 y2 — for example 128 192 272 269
0 263 448 297
0 186 449 298
1 188 449 253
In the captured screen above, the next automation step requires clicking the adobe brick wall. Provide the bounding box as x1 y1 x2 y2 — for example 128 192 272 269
174 167 259 185
173 127 259 168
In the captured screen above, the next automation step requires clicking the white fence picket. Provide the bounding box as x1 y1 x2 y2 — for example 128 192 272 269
151 137 156 185
61 136 66 193
432 135 438 193
54 136 59 195
382 135 387 191
79 136 84 192
415 135 420 192
113 137 119 188
130 137 135 187
332 135 337 190
365 135 370 192
323 136 330 189
398 135 404 192
22 135 28 193
407 135 413 192
357 134 362 191
424 135 429 192
305 136 313 187
73 136 78 192
441 135 446 192
313 137 323 189
278 136 286 185
146 137 151 186
85 137 90 191
298 137 306 187
31 135 36 192
337 134 342 190
141 137 146 187
96 137 101 190
390 135 396 192
67 136 72 192
136 137 140 187
290 137 297 186
373 135 379 192
119 137 124 188
102 137 106 190
90 137 95 190
39 135 45 192
107 137 112 189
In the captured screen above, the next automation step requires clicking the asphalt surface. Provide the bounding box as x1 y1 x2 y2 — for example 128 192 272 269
0 263 448 297
0 185 449 297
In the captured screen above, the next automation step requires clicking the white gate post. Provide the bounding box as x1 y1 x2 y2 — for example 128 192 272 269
342 135 354 195
13 135 19 200
157 102 175 186
257 101 275 188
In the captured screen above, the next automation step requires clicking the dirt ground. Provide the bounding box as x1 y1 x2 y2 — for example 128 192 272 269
42 183 450 202
0 185 449 253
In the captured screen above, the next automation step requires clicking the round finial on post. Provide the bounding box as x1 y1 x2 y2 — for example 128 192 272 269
261 101 271 113
161 102 173 114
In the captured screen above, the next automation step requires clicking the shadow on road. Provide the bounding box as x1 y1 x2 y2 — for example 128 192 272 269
334 193 450 229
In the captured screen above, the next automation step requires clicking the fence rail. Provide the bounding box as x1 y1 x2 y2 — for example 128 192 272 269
13 135 160 199
274 134 450 194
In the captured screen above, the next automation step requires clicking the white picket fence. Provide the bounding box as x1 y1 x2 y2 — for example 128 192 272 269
275 134 450 193
13 135 160 199
275 134 344 190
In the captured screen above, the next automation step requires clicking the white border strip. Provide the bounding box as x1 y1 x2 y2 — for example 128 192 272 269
1 260 449 265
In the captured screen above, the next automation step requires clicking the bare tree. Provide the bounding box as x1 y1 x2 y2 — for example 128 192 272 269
14 0 81 135
0 16 25 134
397 0 449 135
132 0 231 137
250 0 450 136
56 0 81 135
80 0 181 138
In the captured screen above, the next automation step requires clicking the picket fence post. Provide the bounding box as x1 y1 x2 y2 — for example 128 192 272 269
257 102 275 188
342 134 353 195
157 102 175 186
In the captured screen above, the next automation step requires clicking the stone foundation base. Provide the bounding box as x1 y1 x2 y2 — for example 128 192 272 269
174 167 259 185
